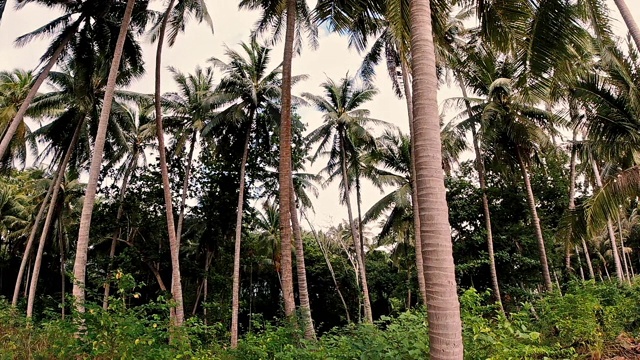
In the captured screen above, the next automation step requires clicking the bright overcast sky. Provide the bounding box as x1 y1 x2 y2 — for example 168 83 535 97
0 0 638 233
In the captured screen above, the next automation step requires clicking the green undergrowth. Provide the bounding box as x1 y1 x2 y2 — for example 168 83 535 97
1 281 640 359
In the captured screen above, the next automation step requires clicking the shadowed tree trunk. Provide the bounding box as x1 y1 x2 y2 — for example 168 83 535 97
458 77 502 311
27 118 83 318
278 0 297 321
154 0 185 326
0 19 83 160
230 125 252 349
612 0 640 50
72 0 136 316
400 61 427 306
409 0 463 356
339 131 373 323
290 179 315 340
516 148 553 291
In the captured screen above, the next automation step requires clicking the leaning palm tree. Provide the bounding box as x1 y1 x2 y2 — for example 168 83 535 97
304 75 386 323
72 0 138 316
151 0 213 327
612 0 640 50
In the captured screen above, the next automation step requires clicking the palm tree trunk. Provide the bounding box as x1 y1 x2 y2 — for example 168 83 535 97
176 132 197 246
400 60 427 307
58 218 66 319
409 0 463 356
567 127 578 273
203 249 212 325
339 131 373 323
0 18 83 160
278 0 297 321
290 180 316 340
516 149 553 291
591 159 624 281
72 0 135 316
303 211 351 323
458 78 502 311
103 149 139 309
230 125 252 349
612 0 640 51
583 239 595 279
12 157 60 307
355 174 365 257
575 246 585 281
616 214 631 283
27 117 83 318
154 0 185 326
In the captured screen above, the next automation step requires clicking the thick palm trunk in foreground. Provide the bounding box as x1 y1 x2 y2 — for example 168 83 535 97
339 131 373 323
278 0 297 319
516 150 553 291
459 79 502 311
400 61 427 306
290 181 315 339
154 0 185 326
612 0 640 51
72 0 135 315
0 19 82 160
230 127 252 349
409 0 463 357
27 118 83 318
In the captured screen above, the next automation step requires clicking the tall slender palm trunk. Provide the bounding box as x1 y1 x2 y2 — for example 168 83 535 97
400 61 427 306
612 0 640 51
72 0 135 316
575 246 585 281
27 118 83 318
290 180 315 340
567 128 578 273
409 0 463 356
230 126 252 349
339 131 373 323
459 79 502 311
0 19 83 160
103 150 139 309
616 214 631 282
303 212 351 322
176 132 197 245
516 149 553 291
583 238 595 279
154 0 185 326
278 0 297 320
591 159 624 281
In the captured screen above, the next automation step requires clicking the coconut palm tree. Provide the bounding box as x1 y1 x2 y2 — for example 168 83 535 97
408 0 463 357
612 0 640 50
72 0 137 315
304 75 387 323
0 0 152 162
150 0 212 326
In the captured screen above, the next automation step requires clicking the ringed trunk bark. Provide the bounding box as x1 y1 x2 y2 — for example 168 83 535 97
72 0 136 317
290 180 316 340
339 131 373 323
230 125 252 349
612 0 640 51
409 0 464 356
278 0 297 320
400 60 427 306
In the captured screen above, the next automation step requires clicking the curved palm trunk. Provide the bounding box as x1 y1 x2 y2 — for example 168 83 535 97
278 0 297 320
290 181 315 340
612 0 640 51
0 18 82 161
458 79 502 311
303 212 351 322
176 132 197 245
516 149 553 291
12 158 59 307
230 126 252 349
103 149 139 309
591 159 624 281
27 117 83 318
583 239 595 279
72 0 135 316
339 131 373 323
154 0 185 326
575 246 585 281
409 0 463 356
400 61 427 306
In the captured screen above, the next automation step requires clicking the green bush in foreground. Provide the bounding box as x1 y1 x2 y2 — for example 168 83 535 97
2 281 640 359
